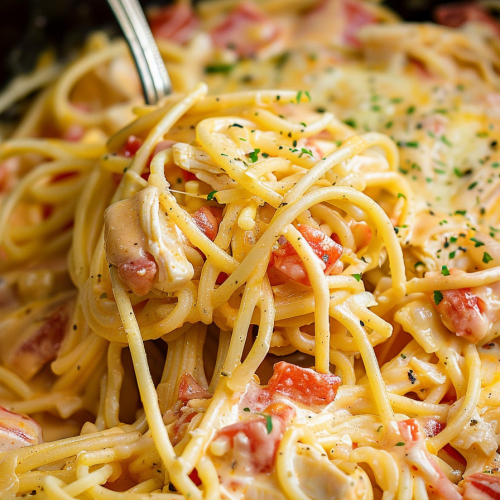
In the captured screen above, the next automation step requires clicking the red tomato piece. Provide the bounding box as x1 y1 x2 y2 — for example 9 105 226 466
443 444 467 466
343 0 377 47
118 252 157 296
267 361 341 406
463 473 500 500
178 374 211 402
149 4 199 44
435 288 487 341
211 3 279 57
188 468 202 486
397 418 420 443
271 224 343 286
435 3 500 37
192 206 223 242
216 272 228 285
120 136 144 158
215 416 283 473
423 418 445 437
182 170 197 182
8 303 72 381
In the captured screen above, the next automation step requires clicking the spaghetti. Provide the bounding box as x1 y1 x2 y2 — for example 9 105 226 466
1 1 500 499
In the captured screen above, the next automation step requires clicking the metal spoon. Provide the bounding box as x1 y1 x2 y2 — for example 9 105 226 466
107 0 171 104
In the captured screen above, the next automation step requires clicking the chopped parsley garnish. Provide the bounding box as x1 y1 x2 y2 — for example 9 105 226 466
299 148 313 158
229 123 243 128
344 118 357 128
351 274 362 282
100 293 107 299
397 193 406 199
397 141 419 148
483 252 494 264
395 442 405 446
414 261 425 269
205 63 234 74
433 290 444 305
391 97 403 103
441 265 450 276
454 210 466 215
441 136 453 146
262 152 269 158
243 407 250 412
468 182 478 190
263 414 273 434
407 105 416 114
401 353 407 359
248 149 260 163
385 121 393 129
207 191 218 201
470 237 485 247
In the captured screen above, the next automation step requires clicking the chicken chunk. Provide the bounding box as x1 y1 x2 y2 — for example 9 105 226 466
105 186 194 296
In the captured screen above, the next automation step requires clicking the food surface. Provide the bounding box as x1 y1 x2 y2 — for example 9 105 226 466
1 1 500 499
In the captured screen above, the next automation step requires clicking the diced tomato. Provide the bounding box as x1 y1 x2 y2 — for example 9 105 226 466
0 407 43 451
397 418 420 443
423 418 446 437
149 4 199 44
178 374 211 402
182 170 197 182
216 272 228 285
393 420 462 500
271 224 343 286
434 288 487 342
343 0 377 47
435 3 500 37
192 206 223 242
463 473 500 500
267 361 341 406
424 420 466 467
119 136 143 158
211 3 279 57
118 252 157 296
443 444 467 466
189 468 202 486
8 303 72 381
215 414 285 473
266 262 290 286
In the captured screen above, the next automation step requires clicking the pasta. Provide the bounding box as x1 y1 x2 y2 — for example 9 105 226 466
2 1 500 498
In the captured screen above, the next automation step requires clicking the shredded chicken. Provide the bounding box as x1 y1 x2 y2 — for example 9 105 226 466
104 186 193 296
173 143 238 191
